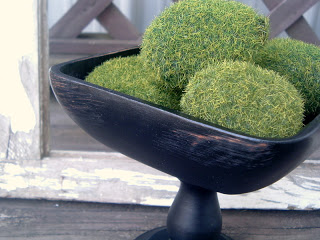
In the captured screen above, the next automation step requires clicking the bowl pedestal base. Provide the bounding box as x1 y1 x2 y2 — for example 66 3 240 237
135 227 232 240
135 182 233 240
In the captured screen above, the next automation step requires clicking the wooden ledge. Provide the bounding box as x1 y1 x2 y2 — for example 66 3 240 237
0 150 319 210
0 198 319 239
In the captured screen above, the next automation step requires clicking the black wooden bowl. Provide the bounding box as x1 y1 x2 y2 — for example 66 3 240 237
50 47 320 195
50 48 320 240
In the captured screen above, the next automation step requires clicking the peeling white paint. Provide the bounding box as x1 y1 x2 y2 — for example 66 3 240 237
28 176 61 191
0 164 60 192
0 0 38 134
141 197 174 206
4 164 26 175
0 60 37 134
61 179 79 190
24 166 47 174
299 176 320 182
217 174 320 210
58 192 80 199
0 175 28 191
62 167 178 192
305 160 320 164
150 184 179 192
0 154 319 210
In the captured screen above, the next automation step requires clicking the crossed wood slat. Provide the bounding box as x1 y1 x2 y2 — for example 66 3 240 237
50 0 320 54
264 0 320 45
50 0 142 54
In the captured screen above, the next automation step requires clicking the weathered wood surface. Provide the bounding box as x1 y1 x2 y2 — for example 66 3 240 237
0 115 10 159
0 198 319 240
0 149 319 210
39 0 50 157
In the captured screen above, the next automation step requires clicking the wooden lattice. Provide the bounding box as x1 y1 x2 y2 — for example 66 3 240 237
264 0 320 45
50 0 142 54
50 0 319 54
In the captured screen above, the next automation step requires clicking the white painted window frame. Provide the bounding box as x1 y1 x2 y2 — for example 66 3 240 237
0 0 319 210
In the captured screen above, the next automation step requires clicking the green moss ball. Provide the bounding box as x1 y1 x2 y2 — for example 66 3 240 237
85 55 181 110
180 60 305 138
253 38 320 117
141 0 269 90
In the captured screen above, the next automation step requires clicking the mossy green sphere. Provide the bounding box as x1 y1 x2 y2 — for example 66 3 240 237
253 38 320 117
180 61 305 138
141 0 269 90
85 56 181 110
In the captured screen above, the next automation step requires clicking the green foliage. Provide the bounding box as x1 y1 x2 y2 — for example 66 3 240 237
141 0 269 90
180 60 305 138
253 38 320 117
85 55 181 110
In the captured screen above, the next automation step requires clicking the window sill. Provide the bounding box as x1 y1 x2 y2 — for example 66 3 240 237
0 150 319 210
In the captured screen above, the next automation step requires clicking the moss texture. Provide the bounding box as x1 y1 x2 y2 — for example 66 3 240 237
141 0 269 90
180 60 305 138
253 38 320 117
85 55 181 110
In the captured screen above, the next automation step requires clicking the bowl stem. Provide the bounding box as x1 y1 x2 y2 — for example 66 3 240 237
135 181 231 240
167 181 222 240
